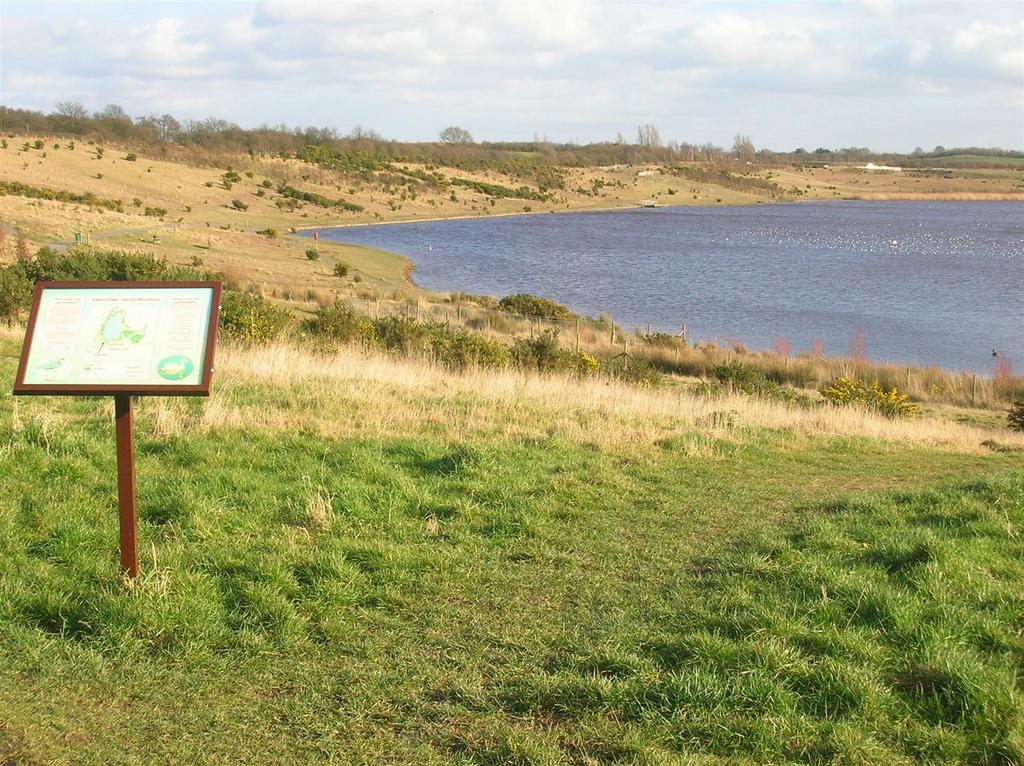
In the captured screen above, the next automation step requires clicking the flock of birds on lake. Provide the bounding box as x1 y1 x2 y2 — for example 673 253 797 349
726 224 1021 259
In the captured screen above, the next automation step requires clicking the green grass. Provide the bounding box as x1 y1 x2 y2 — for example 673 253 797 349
0 351 1022 763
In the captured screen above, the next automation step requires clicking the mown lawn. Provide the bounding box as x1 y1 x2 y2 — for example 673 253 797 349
0 371 1021 763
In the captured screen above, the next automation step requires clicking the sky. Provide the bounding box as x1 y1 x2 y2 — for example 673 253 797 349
1 0 1022 152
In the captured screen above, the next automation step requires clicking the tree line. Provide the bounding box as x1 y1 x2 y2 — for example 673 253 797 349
1 102 1019 169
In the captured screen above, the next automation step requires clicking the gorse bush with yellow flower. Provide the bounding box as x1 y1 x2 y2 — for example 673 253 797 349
821 376 919 418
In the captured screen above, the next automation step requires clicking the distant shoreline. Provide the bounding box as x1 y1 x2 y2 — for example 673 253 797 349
291 193 1024 234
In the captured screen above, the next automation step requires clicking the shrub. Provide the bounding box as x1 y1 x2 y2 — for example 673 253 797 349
0 247 191 324
333 262 349 278
33 139 44 150
498 293 576 320
301 300 373 343
512 330 597 375
95 147 104 159
305 249 320 261
144 207 167 217
604 357 661 386
132 197 143 207
125 153 137 161
372 316 430 353
261 179 273 188
277 184 363 212
0 180 123 211
256 228 278 239
821 377 918 418
1008 401 1024 432
218 291 291 344
427 325 510 370
231 199 248 211
709 361 808 405
0 268 32 325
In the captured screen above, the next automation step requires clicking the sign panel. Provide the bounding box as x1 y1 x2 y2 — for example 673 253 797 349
14 281 221 396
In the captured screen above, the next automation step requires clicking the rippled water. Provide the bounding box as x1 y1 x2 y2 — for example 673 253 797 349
315 201 1023 373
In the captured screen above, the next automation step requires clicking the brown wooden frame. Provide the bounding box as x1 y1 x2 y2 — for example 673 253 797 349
13 281 222 397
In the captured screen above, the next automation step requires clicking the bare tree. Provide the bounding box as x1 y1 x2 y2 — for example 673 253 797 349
97 104 129 121
55 100 89 120
732 134 755 162
349 125 382 141
636 124 661 147
439 126 473 144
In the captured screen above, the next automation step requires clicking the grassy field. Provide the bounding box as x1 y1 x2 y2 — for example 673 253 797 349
1 330 1022 764
2 139 1023 763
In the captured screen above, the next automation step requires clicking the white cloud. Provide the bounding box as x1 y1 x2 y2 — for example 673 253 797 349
0 0 1020 148
951 20 1024 79
688 14 822 68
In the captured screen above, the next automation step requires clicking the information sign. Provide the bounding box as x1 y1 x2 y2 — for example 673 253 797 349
15 281 220 395
13 281 222 578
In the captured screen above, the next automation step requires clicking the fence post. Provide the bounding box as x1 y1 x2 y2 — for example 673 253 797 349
457 304 462 323
575 318 580 353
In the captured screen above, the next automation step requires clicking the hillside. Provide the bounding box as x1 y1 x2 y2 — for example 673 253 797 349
2 138 1022 297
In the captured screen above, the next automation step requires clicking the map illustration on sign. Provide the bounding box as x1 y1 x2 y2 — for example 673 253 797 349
97 308 148 350
16 284 218 392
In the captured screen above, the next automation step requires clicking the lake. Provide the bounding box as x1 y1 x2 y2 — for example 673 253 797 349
313 201 1023 373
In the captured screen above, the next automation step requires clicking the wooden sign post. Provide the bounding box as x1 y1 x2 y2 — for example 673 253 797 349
13 281 222 578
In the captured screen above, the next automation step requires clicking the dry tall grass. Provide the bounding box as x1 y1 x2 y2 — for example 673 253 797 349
289 292 1022 410
142 341 1022 453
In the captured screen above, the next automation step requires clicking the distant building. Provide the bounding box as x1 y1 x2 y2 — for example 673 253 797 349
863 162 902 172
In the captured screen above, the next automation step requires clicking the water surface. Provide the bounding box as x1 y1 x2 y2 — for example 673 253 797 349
314 201 1023 373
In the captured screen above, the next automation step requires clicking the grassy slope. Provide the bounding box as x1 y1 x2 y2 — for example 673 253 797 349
0 334 1022 764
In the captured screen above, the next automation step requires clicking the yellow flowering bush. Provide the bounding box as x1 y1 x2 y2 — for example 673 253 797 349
821 377 919 418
